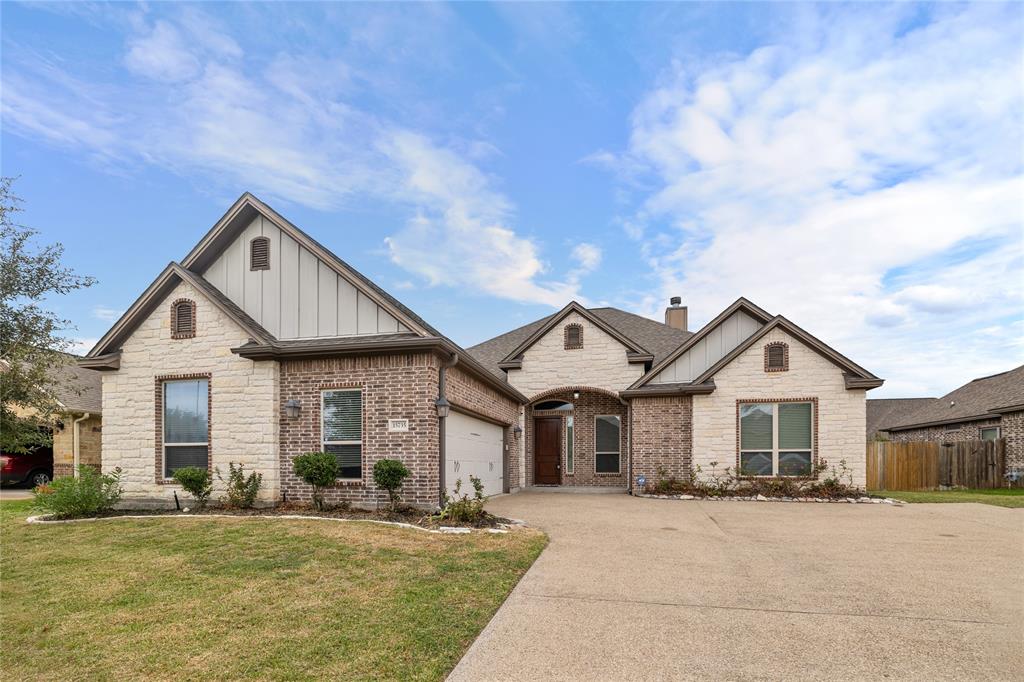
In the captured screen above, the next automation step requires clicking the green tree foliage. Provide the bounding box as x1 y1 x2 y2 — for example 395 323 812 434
373 458 410 511
292 451 338 511
1 178 96 452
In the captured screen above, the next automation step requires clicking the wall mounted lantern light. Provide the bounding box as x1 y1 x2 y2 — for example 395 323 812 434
513 425 523 436
284 399 301 419
435 397 451 418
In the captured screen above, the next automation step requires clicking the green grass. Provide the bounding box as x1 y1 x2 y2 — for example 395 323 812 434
0 500 546 681
872 488 1024 508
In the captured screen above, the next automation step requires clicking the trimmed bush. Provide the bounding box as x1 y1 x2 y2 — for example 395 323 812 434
172 466 212 511
438 475 486 524
293 452 338 511
373 459 410 511
32 465 123 519
217 462 262 509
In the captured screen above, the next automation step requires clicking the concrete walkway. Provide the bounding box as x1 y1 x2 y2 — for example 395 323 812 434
450 493 1023 681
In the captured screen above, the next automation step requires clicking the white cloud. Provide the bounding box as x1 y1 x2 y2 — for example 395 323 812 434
571 243 602 272
124 21 200 82
612 4 1024 396
91 306 123 322
69 338 99 356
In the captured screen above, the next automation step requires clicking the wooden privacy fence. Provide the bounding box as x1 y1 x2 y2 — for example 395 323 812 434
866 439 1006 491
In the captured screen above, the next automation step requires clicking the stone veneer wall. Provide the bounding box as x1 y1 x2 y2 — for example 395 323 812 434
887 413 1023 470
631 395 692 490
52 414 103 478
692 328 868 489
507 311 644 397
101 280 280 504
524 390 628 487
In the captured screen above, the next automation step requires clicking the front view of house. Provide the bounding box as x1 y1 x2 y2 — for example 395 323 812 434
81 194 883 508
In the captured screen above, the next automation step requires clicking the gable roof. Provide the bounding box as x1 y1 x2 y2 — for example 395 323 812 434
884 365 1024 431
467 305 693 378
85 262 275 362
181 193 437 338
867 398 937 440
628 298 773 390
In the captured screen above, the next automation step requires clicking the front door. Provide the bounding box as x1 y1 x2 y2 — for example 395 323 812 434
534 417 561 485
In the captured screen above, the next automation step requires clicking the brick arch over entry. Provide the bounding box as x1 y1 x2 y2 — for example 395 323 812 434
528 385 624 404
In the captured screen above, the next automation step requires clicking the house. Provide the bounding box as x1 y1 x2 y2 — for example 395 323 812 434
81 193 884 508
50 358 104 478
866 398 936 441
880 365 1023 470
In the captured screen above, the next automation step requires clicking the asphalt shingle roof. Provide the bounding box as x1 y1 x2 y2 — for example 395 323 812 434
883 364 1024 430
467 307 692 380
51 357 103 414
867 398 937 439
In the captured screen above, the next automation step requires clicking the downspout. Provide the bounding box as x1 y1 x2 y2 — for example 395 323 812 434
72 412 90 478
437 352 459 508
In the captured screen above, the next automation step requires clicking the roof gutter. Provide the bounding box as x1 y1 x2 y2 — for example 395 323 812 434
78 352 121 371
619 381 716 399
884 412 999 432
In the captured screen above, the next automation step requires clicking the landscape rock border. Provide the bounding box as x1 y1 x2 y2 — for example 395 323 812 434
25 513 528 534
635 493 906 505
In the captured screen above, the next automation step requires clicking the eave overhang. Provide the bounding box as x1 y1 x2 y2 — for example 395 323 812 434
77 352 121 371
619 381 716 399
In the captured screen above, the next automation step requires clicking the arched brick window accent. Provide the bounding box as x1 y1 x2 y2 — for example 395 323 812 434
250 236 271 270
564 323 583 350
764 342 788 372
170 299 196 339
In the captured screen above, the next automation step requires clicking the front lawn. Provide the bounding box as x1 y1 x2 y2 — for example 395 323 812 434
873 488 1024 508
0 500 546 681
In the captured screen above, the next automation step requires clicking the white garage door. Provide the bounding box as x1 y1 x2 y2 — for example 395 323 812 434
445 410 504 498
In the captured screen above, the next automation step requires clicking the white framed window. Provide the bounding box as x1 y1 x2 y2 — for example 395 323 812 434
566 416 574 474
739 401 813 477
595 415 621 474
980 426 1001 441
322 389 362 479
163 378 209 478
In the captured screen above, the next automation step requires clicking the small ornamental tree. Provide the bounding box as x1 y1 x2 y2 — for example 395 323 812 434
292 452 338 511
216 462 262 509
171 466 212 511
373 459 410 511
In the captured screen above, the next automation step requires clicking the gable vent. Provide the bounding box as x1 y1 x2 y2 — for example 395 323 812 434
250 236 270 270
170 299 196 339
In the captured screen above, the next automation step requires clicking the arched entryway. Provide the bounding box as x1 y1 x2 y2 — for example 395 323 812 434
526 387 628 488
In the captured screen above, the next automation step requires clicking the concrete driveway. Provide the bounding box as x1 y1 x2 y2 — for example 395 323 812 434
450 493 1023 681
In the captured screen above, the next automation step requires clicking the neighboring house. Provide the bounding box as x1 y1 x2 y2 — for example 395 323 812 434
881 365 1024 470
50 359 104 477
866 398 936 441
81 193 884 508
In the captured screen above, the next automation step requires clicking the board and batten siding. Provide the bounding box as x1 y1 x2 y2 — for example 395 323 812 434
649 309 762 384
202 216 411 339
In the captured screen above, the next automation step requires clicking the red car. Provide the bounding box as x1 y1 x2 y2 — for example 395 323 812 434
1 446 53 488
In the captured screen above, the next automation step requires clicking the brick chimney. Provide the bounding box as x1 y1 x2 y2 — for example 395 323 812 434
665 296 688 331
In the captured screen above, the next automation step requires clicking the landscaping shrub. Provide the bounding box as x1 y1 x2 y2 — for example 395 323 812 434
373 459 410 511
216 462 262 509
32 465 123 519
644 458 862 499
293 451 338 511
438 476 486 524
171 467 212 511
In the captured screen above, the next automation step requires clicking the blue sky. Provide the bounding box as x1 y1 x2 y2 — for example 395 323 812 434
3 1 1022 398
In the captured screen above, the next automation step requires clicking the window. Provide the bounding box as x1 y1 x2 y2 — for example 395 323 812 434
564 323 583 350
322 389 362 479
980 426 1001 441
163 378 209 478
764 342 788 372
250 236 270 270
595 415 621 473
566 416 574 474
739 401 813 476
170 299 196 339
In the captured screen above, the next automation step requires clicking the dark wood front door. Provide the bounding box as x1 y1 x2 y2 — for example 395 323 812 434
534 417 561 485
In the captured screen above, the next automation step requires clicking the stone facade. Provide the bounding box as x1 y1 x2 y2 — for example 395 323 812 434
507 311 644 397
631 395 692 489
523 389 628 487
887 413 1023 471
101 280 280 504
692 328 868 489
52 413 102 478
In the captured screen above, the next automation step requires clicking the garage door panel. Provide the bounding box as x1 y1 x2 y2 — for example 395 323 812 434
446 411 504 498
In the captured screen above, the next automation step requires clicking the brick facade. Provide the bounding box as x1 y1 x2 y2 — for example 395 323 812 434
888 412 1023 470
631 395 692 488
523 389 629 487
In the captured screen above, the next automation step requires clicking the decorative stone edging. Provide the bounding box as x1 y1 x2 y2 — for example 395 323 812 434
634 493 906 505
25 513 525 534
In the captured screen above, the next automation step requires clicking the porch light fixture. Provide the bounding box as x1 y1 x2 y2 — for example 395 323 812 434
435 397 451 418
572 391 580 400
284 399 301 419
513 425 523 436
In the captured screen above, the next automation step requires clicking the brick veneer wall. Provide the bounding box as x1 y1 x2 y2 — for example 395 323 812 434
53 414 103 478
1002 411 1024 469
101 280 280 504
446 365 522 491
887 414 1023 470
631 395 692 489
279 353 440 509
692 328 867 489
524 389 628 487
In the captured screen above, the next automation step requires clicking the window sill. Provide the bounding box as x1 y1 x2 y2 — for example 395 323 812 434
332 479 364 487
